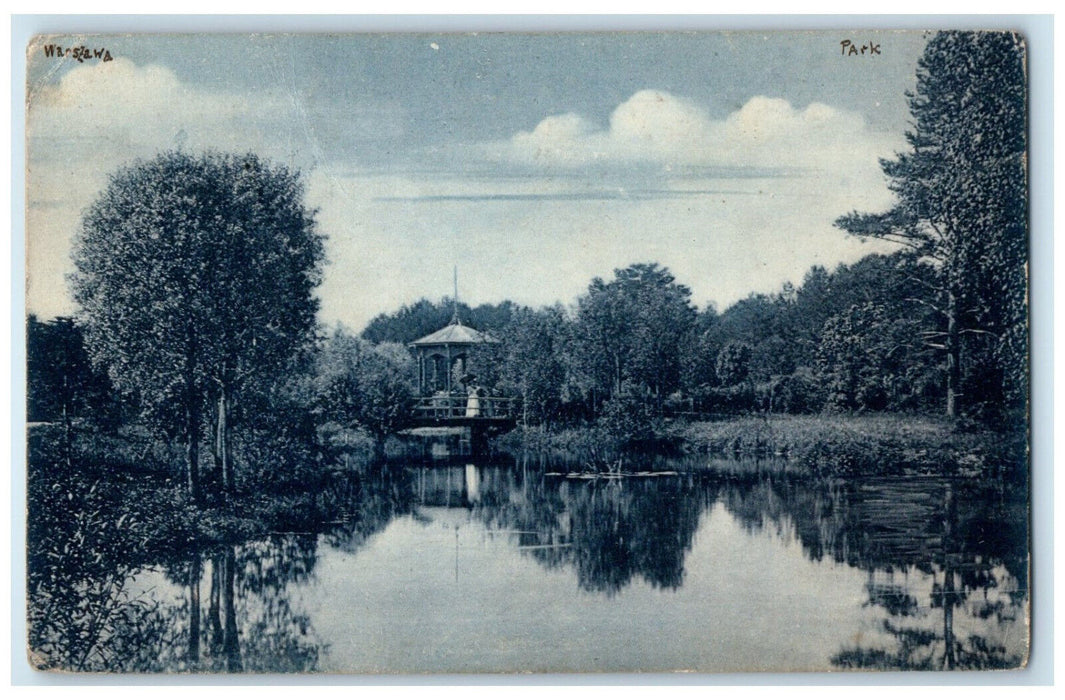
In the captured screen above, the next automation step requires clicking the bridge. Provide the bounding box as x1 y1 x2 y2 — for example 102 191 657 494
409 395 520 428
406 395 520 456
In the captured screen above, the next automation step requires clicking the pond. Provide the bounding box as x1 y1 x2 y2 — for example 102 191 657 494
33 459 1029 674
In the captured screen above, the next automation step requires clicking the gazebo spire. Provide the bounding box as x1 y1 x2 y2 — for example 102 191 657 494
450 265 460 325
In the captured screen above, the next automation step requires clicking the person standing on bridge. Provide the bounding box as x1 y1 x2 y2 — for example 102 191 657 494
465 382 481 417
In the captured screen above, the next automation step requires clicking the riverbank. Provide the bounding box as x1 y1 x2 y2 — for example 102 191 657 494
26 425 361 568
671 413 1025 478
495 413 1026 480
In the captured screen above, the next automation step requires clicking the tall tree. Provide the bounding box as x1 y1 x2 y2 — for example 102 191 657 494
836 31 1027 418
678 306 722 396
575 263 696 403
71 151 325 501
26 315 117 429
486 306 569 427
715 341 753 388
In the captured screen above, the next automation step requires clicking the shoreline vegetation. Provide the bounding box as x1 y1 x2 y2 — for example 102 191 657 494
497 412 1026 480
669 414 1025 479
29 410 1026 557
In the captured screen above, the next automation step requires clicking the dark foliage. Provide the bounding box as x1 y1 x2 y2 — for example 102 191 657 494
836 31 1027 419
361 298 519 344
27 315 121 430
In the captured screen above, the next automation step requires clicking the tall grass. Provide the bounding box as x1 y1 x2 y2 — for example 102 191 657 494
670 413 1023 478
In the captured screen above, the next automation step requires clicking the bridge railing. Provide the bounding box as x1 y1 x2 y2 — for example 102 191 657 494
412 395 521 420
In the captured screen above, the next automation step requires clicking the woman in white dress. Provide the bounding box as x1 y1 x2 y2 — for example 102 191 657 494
465 384 481 417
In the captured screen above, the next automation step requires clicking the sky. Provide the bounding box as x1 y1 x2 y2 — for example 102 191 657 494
25 31 932 331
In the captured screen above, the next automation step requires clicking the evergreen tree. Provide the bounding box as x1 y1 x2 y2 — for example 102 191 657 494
836 31 1027 418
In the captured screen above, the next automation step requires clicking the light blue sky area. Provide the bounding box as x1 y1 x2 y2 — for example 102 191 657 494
26 31 933 330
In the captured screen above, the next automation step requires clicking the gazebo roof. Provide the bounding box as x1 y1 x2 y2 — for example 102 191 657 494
409 320 499 347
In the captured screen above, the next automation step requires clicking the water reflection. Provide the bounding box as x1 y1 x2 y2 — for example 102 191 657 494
168 468 416 673
444 465 709 595
144 536 322 673
717 475 1027 670
322 465 415 552
28 460 1027 672
403 463 1026 668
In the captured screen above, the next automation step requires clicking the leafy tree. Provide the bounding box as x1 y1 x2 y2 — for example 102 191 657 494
836 31 1027 418
575 263 696 402
708 340 757 412
229 354 321 493
597 382 663 449
716 293 784 349
313 329 415 451
817 303 889 411
361 298 517 344
469 305 569 426
71 151 325 501
678 306 721 396
467 300 520 336
785 265 834 368
715 341 753 388
751 334 796 383
817 302 942 412
769 369 827 414
361 299 459 345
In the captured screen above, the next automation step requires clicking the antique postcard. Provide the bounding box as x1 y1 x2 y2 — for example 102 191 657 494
24 30 1030 674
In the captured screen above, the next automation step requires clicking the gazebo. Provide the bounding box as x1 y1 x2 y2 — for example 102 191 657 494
408 314 499 396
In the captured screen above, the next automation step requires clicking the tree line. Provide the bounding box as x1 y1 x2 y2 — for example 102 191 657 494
29 31 1027 502
358 252 962 426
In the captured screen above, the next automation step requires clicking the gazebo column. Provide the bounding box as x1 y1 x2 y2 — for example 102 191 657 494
446 345 453 393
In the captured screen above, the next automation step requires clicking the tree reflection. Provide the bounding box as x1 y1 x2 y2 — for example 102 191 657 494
835 483 1025 671
322 465 414 552
30 457 1028 672
229 534 327 672
29 464 416 672
719 474 1028 670
413 464 712 596
148 535 323 673
552 477 706 594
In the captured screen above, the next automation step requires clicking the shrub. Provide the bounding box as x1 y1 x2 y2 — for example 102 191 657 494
770 369 827 414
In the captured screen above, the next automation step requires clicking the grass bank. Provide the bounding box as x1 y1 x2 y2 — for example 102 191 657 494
26 424 367 563
668 413 1025 478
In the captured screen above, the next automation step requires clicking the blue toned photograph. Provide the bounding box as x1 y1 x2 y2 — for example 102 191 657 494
24 30 1029 673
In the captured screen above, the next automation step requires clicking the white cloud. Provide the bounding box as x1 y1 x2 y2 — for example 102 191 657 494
509 113 600 165
492 89 901 175
25 68 905 332
608 89 714 157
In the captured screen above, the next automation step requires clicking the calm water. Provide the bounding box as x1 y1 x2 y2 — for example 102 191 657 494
45 460 1031 673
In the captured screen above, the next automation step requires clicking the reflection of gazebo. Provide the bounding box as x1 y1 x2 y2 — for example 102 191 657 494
408 315 498 395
